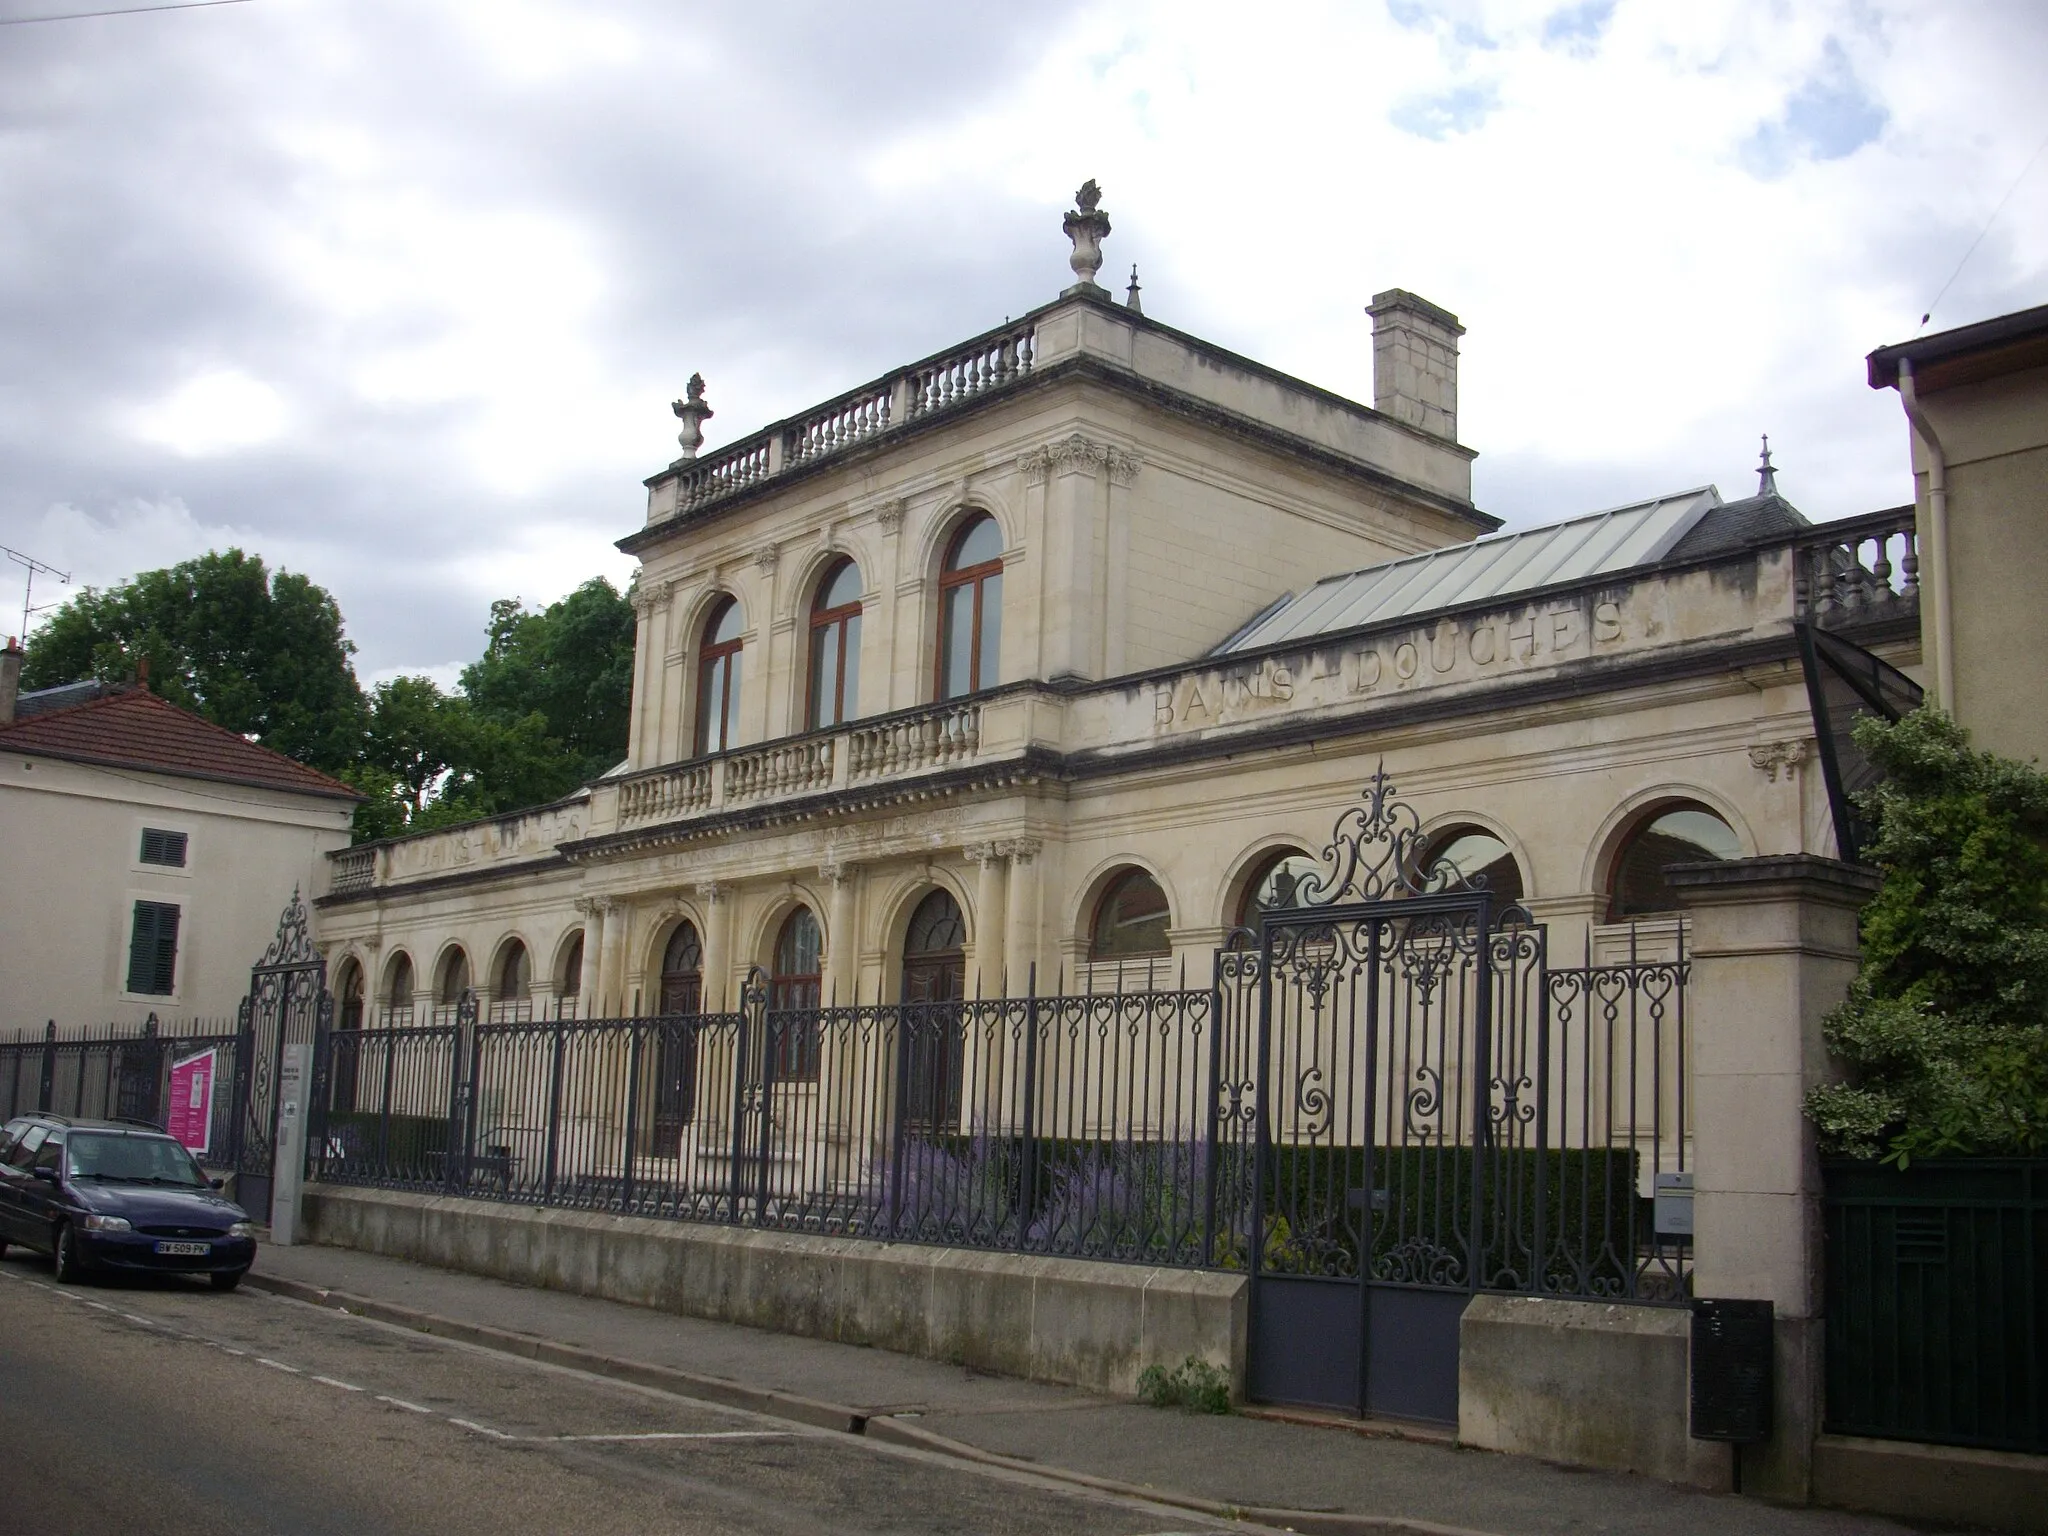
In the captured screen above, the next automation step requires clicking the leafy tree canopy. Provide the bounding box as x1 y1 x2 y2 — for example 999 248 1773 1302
20 548 366 770
461 578 635 781
1806 708 2048 1164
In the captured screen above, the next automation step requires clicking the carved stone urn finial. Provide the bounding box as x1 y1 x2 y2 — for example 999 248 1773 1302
671 373 713 460
1062 180 1111 293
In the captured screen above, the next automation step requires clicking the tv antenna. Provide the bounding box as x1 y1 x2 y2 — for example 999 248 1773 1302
3 546 71 644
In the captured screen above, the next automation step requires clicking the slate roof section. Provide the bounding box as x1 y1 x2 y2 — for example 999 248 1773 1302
0 685 360 801
13 679 115 719
1216 486 1816 655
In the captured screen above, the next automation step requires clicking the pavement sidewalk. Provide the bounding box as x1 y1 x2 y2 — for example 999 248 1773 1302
246 1241 1941 1536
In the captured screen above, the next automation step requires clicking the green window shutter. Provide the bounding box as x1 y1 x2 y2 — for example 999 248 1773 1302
127 901 181 995
139 829 188 867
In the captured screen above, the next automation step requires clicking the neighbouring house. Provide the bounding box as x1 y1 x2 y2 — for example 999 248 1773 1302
1867 300 2048 766
0 643 359 1031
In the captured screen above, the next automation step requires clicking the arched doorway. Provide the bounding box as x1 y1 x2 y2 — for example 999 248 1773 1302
769 908 823 1080
653 922 703 1144
333 958 365 1115
899 890 966 1136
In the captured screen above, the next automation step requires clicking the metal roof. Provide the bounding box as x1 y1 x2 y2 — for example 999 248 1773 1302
1218 487 1724 654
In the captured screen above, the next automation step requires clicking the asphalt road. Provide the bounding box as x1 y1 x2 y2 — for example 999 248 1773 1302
0 1254 1225 1536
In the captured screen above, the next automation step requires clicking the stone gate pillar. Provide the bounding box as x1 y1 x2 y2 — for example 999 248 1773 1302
1667 854 1878 1501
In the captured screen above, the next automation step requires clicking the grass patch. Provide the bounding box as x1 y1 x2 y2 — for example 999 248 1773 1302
1136 1354 1232 1414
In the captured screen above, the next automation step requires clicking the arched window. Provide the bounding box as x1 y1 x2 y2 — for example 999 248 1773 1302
335 959 365 1031
1090 868 1171 960
435 947 470 1006
385 953 415 1015
1418 827 1525 909
769 908 822 1080
660 922 703 1015
1608 803 1742 918
902 889 966 1002
695 597 744 755
1236 849 1321 929
558 933 584 1000
807 558 862 729
495 940 530 1001
901 889 967 1134
937 514 1003 700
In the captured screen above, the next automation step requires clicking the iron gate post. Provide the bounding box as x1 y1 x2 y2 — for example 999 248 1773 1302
1357 914 1384 1417
308 991 334 1182
226 996 254 1177
1017 965 1041 1251
756 993 779 1224
38 1020 55 1112
622 1022 644 1212
542 1014 566 1204
1468 896 1493 1307
1202 953 1226 1268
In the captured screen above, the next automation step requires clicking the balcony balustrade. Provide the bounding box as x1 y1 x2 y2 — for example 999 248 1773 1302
331 846 375 895
659 320 1037 523
1794 508 1919 626
615 700 986 831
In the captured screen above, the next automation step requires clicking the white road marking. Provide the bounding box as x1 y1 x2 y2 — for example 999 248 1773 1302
256 1357 301 1374
548 1431 794 1443
448 1417 515 1439
311 1375 364 1392
376 1395 432 1414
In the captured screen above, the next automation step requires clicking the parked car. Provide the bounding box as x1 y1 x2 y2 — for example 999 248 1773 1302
0 1114 255 1289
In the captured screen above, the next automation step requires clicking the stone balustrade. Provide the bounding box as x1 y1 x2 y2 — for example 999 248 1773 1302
618 762 712 827
725 738 835 804
653 319 1037 526
331 846 375 895
847 703 980 781
1794 508 1919 625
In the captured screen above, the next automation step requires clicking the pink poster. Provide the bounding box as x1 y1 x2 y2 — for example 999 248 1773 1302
168 1048 217 1155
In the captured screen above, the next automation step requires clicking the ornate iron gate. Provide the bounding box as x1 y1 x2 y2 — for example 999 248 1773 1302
228 892 331 1216
1246 769 1545 1423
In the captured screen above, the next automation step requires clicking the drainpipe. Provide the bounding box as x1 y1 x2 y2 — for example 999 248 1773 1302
1896 358 1956 713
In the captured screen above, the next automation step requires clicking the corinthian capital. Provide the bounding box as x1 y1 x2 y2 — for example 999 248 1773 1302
1020 433 1128 485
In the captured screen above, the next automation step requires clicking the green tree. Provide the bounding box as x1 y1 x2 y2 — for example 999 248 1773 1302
20 548 366 770
1805 707 2048 1163
348 675 576 843
460 577 635 785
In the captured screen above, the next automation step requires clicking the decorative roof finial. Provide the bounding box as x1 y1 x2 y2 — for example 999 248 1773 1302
1062 180 1111 294
1757 433 1779 498
1124 264 1143 315
671 373 713 460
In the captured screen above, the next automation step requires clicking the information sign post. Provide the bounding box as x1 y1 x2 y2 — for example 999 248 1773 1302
270 1043 309 1246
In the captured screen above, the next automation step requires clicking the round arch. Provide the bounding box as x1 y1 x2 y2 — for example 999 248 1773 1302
1581 784 1757 898
911 495 1018 586
554 928 586 1003
1413 811 1535 905
431 942 472 1006
381 950 416 1010
488 934 534 1000
1220 838 1322 930
871 867 978 965
783 538 877 628
746 884 831 973
333 954 367 1030
1066 854 1183 951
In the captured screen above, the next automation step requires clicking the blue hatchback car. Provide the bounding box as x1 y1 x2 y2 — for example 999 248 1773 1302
0 1115 257 1289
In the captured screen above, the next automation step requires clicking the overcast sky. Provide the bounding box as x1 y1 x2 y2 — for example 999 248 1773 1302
2 0 2043 685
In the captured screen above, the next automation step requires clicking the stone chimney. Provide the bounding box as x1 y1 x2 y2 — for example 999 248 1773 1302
1367 289 1464 442
0 638 21 725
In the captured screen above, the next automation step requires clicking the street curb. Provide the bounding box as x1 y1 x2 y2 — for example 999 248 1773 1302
241 1269 1500 1536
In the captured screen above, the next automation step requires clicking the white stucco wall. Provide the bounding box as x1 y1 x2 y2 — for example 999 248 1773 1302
0 754 354 1032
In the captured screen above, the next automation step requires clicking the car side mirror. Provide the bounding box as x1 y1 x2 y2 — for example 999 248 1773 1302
30 1166 58 1183
209 1177 225 1190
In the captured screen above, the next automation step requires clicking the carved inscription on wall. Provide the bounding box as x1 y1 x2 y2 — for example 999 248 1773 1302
1152 596 1630 732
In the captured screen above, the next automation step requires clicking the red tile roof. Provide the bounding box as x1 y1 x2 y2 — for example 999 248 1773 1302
0 686 360 802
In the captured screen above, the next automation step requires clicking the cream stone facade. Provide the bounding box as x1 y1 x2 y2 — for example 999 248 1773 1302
315 202 1918 1031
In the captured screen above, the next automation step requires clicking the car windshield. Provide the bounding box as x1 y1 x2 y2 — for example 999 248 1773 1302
65 1133 208 1186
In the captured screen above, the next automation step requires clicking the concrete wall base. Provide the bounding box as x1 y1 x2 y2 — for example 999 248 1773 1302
1459 1294 1728 1489
1813 1435 2048 1535
300 1184 1247 1399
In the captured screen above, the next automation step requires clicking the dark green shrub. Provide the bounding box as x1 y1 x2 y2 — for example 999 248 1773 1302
1136 1354 1232 1414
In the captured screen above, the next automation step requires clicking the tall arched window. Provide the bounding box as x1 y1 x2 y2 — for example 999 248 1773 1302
807 559 862 729
901 889 967 1134
336 959 365 1031
495 941 530 1001
696 597 744 755
1236 849 1321 929
384 954 415 1018
435 948 470 1007
1091 868 1171 960
770 908 823 1080
558 933 584 1005
1417 827 1525 909
1608 803 1741 918
660 922 703 1015
937 514 1002 699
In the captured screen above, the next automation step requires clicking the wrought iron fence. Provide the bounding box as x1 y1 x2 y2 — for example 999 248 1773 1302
0 1017 244 1162
312 931 1691 1298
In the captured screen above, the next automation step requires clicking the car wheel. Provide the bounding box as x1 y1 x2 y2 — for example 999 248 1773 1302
52 1224 82 1283
210 1268 246 1293
0 1236 9 1258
